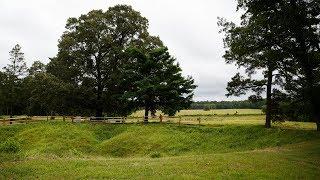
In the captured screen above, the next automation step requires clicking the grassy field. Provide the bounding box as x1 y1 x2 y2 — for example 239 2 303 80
130 109 263 117
0 113 319 179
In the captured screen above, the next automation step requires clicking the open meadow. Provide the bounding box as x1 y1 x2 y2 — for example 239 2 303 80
0 110 319 179
1 0 319 179
130 109 263 117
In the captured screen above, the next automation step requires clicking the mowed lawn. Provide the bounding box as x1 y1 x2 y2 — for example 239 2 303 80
0 113 319 179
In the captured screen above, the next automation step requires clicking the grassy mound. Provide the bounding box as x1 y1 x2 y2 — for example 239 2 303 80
0 122 319 158
0 121 320 179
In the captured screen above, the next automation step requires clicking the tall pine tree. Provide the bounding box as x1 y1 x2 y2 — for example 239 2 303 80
3 44 28 116
219 0 286 128
124 47 196 122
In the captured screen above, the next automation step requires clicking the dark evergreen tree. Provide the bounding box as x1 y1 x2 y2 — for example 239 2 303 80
277 0 320 130
28 61 46 76
220 0 320 130
218 0 286 128
23 73 71 116
0 71 8 115
4 44 27 78
2 44 28 116
124 47 196 122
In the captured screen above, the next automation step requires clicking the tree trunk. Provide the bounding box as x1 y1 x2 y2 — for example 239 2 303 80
144 106 149 123
306 76 319 131
96 110 103 118
306 74 320 131
10 105 13 118
265 69 273 128
95 89 103 117
95 57 103 118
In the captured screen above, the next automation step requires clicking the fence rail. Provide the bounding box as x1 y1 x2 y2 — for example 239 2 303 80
0 114 224 126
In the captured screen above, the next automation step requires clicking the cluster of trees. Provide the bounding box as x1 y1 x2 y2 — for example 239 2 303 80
1 2 319 130
190 100 265 110
219 0 320 130
0 5 196 121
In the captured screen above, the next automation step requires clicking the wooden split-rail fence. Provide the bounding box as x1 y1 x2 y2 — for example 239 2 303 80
0 117 33 125
0 115 204 126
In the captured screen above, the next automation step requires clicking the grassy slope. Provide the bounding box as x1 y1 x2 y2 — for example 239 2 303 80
0 119 319 179
1 141 319 179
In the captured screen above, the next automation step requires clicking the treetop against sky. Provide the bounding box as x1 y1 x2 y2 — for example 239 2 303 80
0 0 242 101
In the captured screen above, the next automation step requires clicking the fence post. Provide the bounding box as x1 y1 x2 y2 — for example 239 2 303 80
179 116 181 126
197 117 201 125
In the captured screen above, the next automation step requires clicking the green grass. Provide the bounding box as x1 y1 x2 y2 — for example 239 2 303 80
130 109 262 117
0 115 319 179
1 141 319 179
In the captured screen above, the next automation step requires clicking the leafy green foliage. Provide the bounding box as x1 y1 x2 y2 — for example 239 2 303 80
1 44 28 116
218 0 287 127
276 0 320 129
3 44 27 78
0 6 196 117
219 0 320 128
124 47 196 117
230 0 320 129
47 5 150 117
28 61 46 76
23 73 71 115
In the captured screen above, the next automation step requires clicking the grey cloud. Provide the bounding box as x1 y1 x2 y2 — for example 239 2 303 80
0 0 247 101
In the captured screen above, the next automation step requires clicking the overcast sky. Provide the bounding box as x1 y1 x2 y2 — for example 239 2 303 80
0 0 246 101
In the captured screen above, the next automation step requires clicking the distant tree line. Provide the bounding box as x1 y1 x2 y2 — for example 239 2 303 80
190 100 265 110
219 0 320 130
0 5 196 122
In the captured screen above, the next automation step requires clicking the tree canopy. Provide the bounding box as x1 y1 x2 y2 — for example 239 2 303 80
220 0 320 130
0 5 196 119
124 47 196 120
47 5 152 117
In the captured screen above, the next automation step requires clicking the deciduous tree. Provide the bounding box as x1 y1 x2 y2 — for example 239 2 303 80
48 5 149 117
